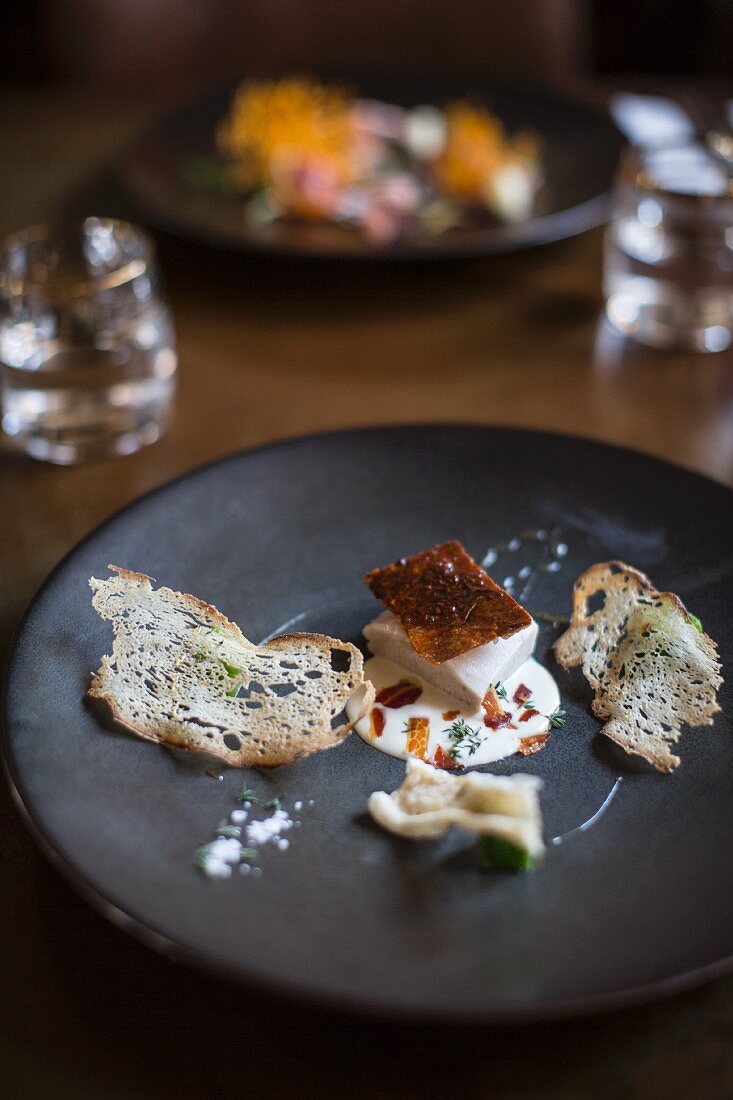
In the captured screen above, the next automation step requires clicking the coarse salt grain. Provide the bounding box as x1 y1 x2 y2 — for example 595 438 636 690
230 809 246 824
294 800 303 811
246 809 293 847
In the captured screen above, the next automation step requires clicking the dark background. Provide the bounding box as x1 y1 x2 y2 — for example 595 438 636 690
3 0 732 99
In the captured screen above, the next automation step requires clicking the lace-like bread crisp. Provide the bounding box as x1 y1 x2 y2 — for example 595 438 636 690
554 561 722 772
88 566 373 767
364 540 533 664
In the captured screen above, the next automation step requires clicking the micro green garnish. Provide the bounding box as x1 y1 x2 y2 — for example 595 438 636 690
181 155 239 197
523 699 536 710
239 784 283 810
215 824 241 839
479 835 533 871
493 681 508 701
194 843 214 870
220 659 242 678
685 612 704 634
240 848 258 862
445 718 483 760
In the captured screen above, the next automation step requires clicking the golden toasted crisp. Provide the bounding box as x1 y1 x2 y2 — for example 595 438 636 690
89 566 373 767
554 561 722 772
364 540 532 664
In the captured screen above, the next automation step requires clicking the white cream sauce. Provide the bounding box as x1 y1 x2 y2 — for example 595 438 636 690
346 655 561 768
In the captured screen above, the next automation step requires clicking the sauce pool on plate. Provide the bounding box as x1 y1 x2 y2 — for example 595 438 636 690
345 655 560 768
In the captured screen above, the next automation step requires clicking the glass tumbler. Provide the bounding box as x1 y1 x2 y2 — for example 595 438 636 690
0 218 177 463
604 144 733 352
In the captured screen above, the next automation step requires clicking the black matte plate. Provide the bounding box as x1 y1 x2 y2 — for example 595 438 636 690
119 72 624 259
3 427 733 1022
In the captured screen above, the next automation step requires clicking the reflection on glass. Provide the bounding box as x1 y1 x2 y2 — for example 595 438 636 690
0 218 177 464
604 144 733 352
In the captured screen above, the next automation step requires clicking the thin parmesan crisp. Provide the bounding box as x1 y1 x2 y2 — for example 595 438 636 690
88 566 373 767
554 561 722 772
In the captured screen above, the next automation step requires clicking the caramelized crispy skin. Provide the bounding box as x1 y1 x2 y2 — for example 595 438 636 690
364 540 532 664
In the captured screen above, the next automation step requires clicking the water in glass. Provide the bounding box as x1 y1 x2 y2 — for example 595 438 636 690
604 145 733 352
0 218 177 463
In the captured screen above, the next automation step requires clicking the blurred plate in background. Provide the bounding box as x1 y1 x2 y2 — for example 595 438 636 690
119 71 624 259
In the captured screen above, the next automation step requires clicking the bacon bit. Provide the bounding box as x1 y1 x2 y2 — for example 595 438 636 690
519 708 540 723
432 745 461 771
376 681 422 708
481 687 512 730
442 709 460 721
405 716 430 760
518 732 549 756
369 707 386 738
513 683 533 705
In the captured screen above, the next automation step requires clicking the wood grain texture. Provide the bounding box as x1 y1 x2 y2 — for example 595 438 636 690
1 89 733 1099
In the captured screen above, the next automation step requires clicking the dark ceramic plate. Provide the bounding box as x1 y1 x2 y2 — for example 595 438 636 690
3 427 733 1022
119 72 624 259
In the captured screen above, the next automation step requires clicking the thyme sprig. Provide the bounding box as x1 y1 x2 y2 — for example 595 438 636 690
445 718 484 760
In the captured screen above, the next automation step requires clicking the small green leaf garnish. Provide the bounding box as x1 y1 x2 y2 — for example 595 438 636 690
445 718 483 760
226 685 242 698
194 843 213 869
479 835 533 871
215 824 241 839
547 706 566 729
240 848 258 862
493 681 508 701
239 785 282 810
685 612 704 633
181 156 239 197
220 660 242 678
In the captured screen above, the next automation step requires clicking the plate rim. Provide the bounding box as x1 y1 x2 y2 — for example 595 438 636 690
3 423 733 1023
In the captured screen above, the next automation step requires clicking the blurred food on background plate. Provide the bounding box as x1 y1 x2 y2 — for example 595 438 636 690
183 75 543 244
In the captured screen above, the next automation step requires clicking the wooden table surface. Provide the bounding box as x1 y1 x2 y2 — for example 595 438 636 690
2 89 733 1099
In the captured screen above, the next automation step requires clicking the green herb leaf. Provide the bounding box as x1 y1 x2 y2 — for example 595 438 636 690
493 681 508 701
685 612 704 633
194 843 213 870
220 660 242 678
547 706 566 729
181 156 238 197
240 848 258 862
479 835 533 871
240 786 257 804
226 685 242 698
215 824 241 839
445 718 483 758
265 796 282 812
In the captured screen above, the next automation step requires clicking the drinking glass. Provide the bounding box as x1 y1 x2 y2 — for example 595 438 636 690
604 144 733 352
0 218 177 463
